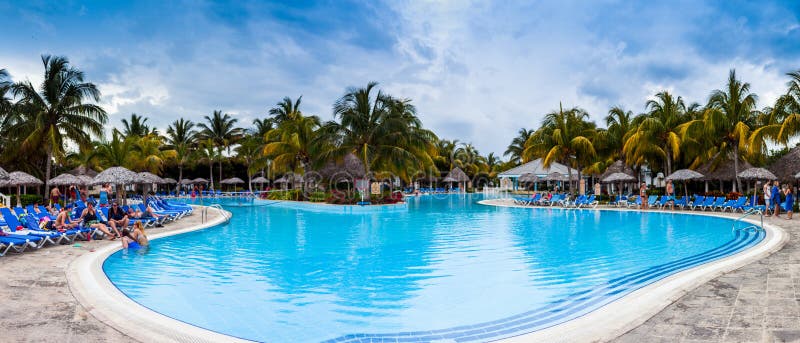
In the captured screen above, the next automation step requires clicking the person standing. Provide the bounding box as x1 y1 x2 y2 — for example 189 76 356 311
785 185 794 220
50 187 61 206
763 182 772 216
640 182 648 210
772 180 782 218
665 179 675 210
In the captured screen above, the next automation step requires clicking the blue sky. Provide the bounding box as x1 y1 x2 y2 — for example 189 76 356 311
1 0 799 156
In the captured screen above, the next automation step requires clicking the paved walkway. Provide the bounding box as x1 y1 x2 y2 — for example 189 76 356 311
615 215 800 343
0 208 219 343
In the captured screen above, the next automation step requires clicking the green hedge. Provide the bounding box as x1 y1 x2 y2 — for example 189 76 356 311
9 194 44 207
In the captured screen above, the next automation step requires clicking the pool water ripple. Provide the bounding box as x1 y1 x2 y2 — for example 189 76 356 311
103 195 763 343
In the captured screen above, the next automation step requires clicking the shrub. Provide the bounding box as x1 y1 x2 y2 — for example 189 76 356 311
10 194 44 207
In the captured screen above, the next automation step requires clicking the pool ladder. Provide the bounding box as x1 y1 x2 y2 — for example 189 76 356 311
732 208 764 233
202 204 231 224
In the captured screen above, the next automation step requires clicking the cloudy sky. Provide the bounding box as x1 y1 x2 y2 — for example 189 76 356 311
1 1 798 156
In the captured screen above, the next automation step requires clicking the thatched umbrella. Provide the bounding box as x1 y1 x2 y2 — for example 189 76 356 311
135 172 166 202
221 177 245 191
738 167 777 181
180 178 194 185
599 160 635 180
252 176 268 184
443 167 469 191
666 169 704 199
93 167 137 204
602 172 636 196
769 146 800 182
0 167 9 180
49 173 80 186
76 175 94 186
192 178 209 184
1 171 44 207
163 177 177 184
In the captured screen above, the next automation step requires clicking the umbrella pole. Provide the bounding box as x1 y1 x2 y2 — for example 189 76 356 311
16 186 21 208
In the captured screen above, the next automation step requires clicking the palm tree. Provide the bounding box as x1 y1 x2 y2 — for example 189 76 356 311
198 110 243 189
263 113 320 175
685 70 758 191
165 118 197 184
752 70 800 149
120 113 156 137
504 128 533 165
10 55 107 196
604 106 635 161
236 135 264 192
316 82 436 196
624 91 686 175
0 69 12 115
195 139 219 185
96 131 135 168
523 103 596 193
131 134 176 174
269 96 304 124
65 146 100 174
252 117 273 137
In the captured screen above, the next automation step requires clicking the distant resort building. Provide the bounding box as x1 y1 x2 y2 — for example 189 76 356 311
497 158 576 190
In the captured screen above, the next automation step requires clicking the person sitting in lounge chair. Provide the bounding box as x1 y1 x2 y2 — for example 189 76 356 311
81 202 118 239
54 204 80 230
107 201 129 232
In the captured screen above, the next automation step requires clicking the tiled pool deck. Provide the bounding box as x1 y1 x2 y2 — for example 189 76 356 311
614 214 800 343
0 202 797 342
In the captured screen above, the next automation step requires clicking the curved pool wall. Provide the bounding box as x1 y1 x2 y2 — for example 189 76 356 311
101 195 768 342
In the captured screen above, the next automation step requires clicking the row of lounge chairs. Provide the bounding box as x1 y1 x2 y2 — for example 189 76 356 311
610 195 765 212
404 187 461 194
144 190 259 198
0 197 194 257
513 193 599 208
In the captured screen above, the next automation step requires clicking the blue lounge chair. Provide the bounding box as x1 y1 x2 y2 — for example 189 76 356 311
577 194 598 208
647 195 658 207
728 197 748 212
714 198 733 211
655 195 670 209
698 196 716 211
627 196 642 208
673 197 688 210
0 235 40 255
689 196 705 210
741 197 766 213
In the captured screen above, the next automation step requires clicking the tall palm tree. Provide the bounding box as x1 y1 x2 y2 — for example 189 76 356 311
263 113 321 175
504 128 533 165
604 106 634 161
236 135 264 192
120 113 156 137
165 118 197 184
523 103 596 193
10 55 107 195
252 117 273 137
0 69 12 115
316 82 436 195
198 110 243 188
752 70 800 149
685 70 758 191
195 139 219 185
624 91 686 175
131 134 176 174
96 131 135 168
269 96 303 125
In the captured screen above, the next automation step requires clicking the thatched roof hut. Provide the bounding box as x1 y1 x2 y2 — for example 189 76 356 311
68 166 98 177
599 160 634 180
443 167 469 183
318 153 366 182
696 154 753 181
768 146 800 182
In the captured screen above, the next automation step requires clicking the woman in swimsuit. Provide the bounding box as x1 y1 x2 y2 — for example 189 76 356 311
131 220 149 247
80 202 117 239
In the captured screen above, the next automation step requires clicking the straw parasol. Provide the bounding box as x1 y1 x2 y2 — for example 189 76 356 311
602 172 636 183
768 146 800 182
252 176 268 184
599 160 635 181
738 167 777 181
0 167 8 180
136 172 166 184
76 175 94 186
192 178 209 184
92 167 138 204
518 173 539 183
2 171 44 207
220 177 245 184
49 173 80 186
163 177 178 184
180 178 194 185
666 169 704 199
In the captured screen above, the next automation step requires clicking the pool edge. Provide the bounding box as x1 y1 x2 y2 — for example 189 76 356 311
65 205 254 343
480 199 787 343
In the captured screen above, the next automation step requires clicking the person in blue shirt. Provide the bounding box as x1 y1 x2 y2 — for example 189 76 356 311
772 181 782 218
784 186 794 220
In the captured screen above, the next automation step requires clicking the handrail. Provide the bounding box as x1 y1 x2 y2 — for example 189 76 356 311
732 208 764 233
202 204 231 224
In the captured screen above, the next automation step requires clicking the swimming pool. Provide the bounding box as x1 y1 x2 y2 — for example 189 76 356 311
102 194 764 342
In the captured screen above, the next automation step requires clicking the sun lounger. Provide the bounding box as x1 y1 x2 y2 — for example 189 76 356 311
688 196 705 210
627 196 642 208
727 197 748 212
0 235 40 255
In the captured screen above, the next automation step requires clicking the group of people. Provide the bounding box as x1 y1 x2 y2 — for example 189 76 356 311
47 200 151 250
763 180 794 219
49 185 90 205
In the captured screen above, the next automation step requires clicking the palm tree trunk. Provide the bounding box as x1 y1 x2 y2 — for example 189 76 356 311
209 162 213 189
44 149 53 202
666 149 673 176
363 144 370 201
733 145 741 192
178 164 183 193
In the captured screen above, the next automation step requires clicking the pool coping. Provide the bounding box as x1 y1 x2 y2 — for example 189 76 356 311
65 205 254 343
66 200 786 343
479 199 787 343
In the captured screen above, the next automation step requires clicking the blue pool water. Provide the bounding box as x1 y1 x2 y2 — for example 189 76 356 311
103 194 763 342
